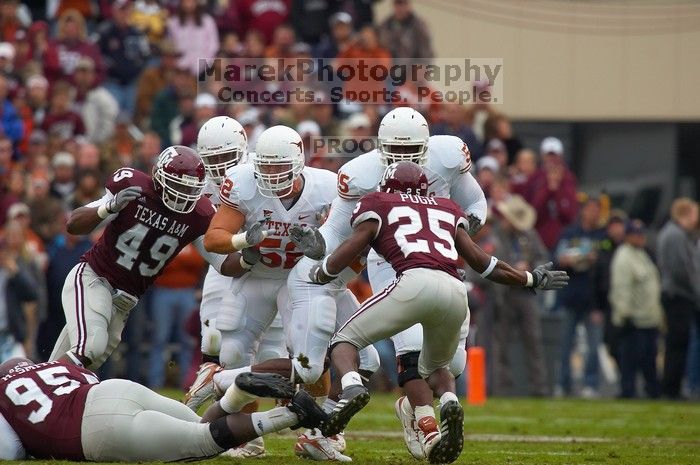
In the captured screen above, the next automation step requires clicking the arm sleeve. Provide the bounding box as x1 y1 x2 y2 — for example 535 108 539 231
192 236 225 273
318 196 358 255
449 171 487 228
0 414 26 460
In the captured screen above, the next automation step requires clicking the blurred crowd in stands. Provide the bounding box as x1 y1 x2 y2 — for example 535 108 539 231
0 0 698 400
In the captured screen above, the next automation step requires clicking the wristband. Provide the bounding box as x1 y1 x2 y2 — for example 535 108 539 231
97 204 111 219
239 255 254 270
321 256 339 278
525 271 534 287
231 232 250 250
480 256 498 278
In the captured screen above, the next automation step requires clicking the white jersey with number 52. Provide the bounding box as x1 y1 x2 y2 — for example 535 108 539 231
218 164 337 279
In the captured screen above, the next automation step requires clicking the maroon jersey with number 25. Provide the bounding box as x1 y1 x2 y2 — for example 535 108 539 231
351 191 467 280
81 168 215 297
0 360 99 460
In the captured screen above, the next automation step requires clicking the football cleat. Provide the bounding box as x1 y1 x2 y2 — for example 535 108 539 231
184 362 222 411
288 391 330 430
394 396 425 459
221 437 266 458
427 400 464 464
321 385 370 437
234 372 296 399
295 432 352 462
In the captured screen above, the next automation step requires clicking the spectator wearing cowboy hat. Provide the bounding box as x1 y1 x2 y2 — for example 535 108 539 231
491 194 550 396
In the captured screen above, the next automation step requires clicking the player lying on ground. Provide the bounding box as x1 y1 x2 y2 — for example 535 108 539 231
308 162 569 464
0 358 327 462
49 145 245 371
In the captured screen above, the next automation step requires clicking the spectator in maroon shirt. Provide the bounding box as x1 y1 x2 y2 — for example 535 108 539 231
237 0 291 45
525 137 579 250
43 10 105 85
41 80 85 141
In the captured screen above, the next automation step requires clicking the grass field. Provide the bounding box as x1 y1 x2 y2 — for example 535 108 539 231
12 391 700 465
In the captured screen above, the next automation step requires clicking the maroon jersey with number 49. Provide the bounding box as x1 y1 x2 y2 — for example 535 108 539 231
0 360 100 460
351 191 467 280
81 169 214 297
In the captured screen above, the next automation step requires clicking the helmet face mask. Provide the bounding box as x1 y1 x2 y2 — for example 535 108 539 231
200 148 242 181
378 108 429 167
153 146 206 214
253 125 304 198
197 116 247 184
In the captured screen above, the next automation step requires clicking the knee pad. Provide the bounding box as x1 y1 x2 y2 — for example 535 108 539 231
449 347 467 378
201 318 221 356
396 351 421 387
80 327 109 364
358 344 380 375
219 330 254 369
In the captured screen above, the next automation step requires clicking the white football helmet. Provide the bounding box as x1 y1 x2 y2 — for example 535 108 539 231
253 125 304 198
197 116 247 184
377 107 429 166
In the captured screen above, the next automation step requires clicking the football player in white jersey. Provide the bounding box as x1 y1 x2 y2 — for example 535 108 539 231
186 117 289 458
200 125 364 460
289 107 487 460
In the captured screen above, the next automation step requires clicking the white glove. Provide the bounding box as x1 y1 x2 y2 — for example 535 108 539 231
99 186 142 218
308 263 334 285
531 262 569 290
231 220 273 250
289 225 326 260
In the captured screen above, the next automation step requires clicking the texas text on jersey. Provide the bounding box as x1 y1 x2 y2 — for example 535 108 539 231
351 191 468 280
0 360 99 460
81 169 215 297
218 163 336 278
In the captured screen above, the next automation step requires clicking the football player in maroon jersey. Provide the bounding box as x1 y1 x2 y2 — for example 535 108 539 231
309 162 569 463
0 357 327 461
49 145 255 371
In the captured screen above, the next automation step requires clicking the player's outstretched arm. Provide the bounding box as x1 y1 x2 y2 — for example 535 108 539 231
66 186 142 235
309 220 377 284
455 227 569 290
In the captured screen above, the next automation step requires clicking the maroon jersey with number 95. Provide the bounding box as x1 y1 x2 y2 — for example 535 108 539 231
351 191 467 280
0 360 99 460
81 168 214 297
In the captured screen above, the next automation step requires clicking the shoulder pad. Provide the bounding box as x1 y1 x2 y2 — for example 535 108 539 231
428 135 471 173
106 167 149 193
219 164 257 209
337 151 384 199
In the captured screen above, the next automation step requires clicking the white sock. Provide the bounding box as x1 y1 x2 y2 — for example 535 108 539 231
438 392 459 410
250 407 299 435
213 366 251 392
322 398 338 414
340 371 362 390
400 397 415 418
414 405 436 423
219 383 256 414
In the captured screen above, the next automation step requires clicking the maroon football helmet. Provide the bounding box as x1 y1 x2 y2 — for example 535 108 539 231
152 145 206 213
379 161 429 196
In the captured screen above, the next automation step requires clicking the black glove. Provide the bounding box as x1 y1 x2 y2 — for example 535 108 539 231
467 213 483 236
106 186 142 214
531 262 569 290
241 247 261 267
